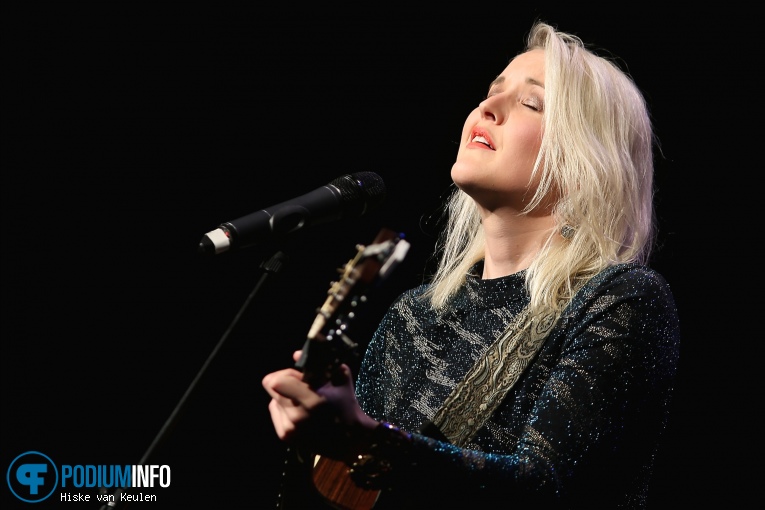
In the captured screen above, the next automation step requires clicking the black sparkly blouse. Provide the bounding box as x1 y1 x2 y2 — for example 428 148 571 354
356 262 680 509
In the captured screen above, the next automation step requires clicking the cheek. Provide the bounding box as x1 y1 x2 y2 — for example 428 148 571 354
500 122 543 189
512 122 543 159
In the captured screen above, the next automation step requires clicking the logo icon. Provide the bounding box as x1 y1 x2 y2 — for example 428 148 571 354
6 451 58 503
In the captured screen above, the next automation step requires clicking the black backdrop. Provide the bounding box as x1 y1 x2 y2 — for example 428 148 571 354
2 6 738 509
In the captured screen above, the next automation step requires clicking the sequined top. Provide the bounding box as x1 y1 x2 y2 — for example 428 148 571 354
356 262 680 508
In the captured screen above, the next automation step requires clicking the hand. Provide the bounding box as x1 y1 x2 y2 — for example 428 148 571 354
262 350 379 462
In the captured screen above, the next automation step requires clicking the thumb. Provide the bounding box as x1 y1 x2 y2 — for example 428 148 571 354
330 363 354 387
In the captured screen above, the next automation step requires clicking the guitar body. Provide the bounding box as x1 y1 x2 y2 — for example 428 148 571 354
277 450 380 510
276 228 410 510
312 454 380 510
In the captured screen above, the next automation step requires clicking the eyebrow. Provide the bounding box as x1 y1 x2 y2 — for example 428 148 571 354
489 76 505 89
488 76 545 89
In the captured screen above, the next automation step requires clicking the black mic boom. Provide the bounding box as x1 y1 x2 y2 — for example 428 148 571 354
198 172 386 255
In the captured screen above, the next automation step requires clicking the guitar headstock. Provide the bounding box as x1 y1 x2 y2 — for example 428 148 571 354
295 228 410 388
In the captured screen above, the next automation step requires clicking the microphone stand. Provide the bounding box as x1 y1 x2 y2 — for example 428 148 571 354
98 250 288 509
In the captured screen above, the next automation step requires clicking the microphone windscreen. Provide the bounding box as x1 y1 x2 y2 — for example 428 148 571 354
329 172 386 217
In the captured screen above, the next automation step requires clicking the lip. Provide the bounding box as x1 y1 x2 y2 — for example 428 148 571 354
467 126 495 150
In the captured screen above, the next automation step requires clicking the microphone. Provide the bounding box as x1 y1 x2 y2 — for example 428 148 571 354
198 172 386 255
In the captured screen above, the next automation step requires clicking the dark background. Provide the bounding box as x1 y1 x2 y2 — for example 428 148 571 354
2 6 738 509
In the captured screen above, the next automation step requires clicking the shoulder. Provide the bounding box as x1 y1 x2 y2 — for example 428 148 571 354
558 265 681 362
569 263 680 326
373 284 436 330
582 263 675 300
389 283 432 308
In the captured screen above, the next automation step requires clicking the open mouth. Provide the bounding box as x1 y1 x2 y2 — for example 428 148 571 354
471 134 493 149
470 128 495 150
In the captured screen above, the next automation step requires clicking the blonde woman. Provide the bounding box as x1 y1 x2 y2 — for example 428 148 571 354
263 20 680 509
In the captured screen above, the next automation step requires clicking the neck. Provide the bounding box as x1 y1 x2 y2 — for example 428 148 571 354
479 211 556 279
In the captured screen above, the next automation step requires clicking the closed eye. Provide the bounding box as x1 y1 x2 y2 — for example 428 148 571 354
523 97 544 112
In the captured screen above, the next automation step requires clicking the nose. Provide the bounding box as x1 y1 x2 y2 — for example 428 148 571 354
478 94 504 124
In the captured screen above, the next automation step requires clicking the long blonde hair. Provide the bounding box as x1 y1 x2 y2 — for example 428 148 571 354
426 21 656 317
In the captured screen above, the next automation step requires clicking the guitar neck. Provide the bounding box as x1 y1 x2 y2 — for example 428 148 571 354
278 228 409 510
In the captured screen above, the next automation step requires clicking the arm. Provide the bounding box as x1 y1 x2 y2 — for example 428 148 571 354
354 266 680 506
263 266 680 506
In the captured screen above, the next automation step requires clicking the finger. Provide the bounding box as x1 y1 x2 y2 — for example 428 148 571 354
333 363 354 386
262 368 303 396
268 398 300 440
267 399 287 439
264 370 326 410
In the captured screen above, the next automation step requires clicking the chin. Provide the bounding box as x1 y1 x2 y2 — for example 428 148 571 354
450 160 481 191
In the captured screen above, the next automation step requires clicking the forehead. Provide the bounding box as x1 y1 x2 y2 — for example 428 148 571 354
491 49 545 89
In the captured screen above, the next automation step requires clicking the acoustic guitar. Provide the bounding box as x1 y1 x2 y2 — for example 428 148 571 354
277 227 410 510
